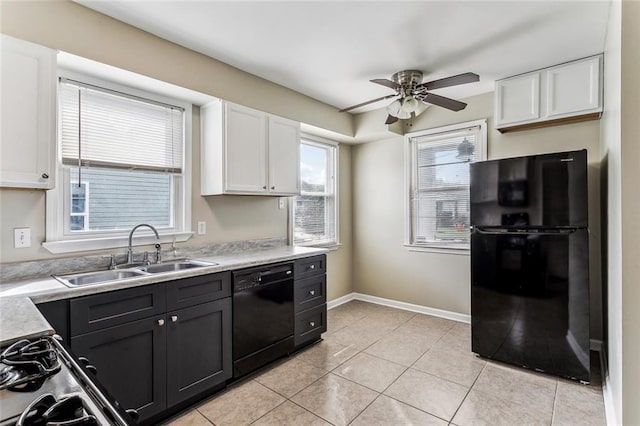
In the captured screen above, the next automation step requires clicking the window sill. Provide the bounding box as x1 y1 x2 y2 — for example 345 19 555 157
295 242 341 252
43 232 194 254
404 244 470 256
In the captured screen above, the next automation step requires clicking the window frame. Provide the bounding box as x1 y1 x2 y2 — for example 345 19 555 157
291 135 340 248
404 119 487 254
44 69 193 254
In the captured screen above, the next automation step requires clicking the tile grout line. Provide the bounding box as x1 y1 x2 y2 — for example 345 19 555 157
447 361 489 424
550 378 559 426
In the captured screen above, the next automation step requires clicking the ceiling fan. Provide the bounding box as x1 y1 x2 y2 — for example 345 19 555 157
339 70 479 125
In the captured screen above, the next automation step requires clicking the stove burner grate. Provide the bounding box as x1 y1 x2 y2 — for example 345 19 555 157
0 338 61 392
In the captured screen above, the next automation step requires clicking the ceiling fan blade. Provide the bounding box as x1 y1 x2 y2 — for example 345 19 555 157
418 72 480 91
385 114 399 125
338 94 397 113
370 78 400 90
419 93 468 112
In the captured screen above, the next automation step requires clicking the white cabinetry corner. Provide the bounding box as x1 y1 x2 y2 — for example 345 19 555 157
0 35 57 189
495 55 603 133
200 100 300 196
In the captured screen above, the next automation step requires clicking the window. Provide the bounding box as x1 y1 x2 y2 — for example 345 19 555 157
405 119 487 251
44 75 191 253
293 138 338 246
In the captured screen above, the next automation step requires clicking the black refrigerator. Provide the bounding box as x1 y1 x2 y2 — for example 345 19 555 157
470 149 590 382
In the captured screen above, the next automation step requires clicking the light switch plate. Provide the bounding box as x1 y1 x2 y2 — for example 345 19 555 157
278 198 286 209
14 228 31 248
197 221 206 235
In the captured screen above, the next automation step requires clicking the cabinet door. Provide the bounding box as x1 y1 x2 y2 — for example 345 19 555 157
495 72 540 127
166 298 232 406
545 55 602 119
224 103 267 193
0 35 56 189
71 316 167 421
267 115 300 195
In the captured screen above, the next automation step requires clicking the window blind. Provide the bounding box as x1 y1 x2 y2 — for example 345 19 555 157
411 126 480 245
294 142 337 245
59 79 184 173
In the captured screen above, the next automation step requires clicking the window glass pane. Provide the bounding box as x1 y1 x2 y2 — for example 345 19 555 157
71 184 86 213
69 167 172 232
294 141 337 246
300 144 327 193
70 215 85 231
409 125 481 248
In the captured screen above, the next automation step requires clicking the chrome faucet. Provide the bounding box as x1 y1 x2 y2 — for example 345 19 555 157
127 224 161 264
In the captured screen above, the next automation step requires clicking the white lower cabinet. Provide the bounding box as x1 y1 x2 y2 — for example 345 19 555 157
1 35 57 189
495 55 602 132
201 100 300 196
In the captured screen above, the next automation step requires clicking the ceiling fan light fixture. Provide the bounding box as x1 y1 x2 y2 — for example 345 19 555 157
386 99 402 116
456 137 475 161
401 96 419 113
396 108 411 119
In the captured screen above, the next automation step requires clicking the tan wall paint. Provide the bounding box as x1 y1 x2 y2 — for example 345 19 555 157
352 92 603 339
326 144 354 301
0 0 352 136
620 2 640 423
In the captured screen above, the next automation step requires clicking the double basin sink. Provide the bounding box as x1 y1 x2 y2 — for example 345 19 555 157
53 259 217 288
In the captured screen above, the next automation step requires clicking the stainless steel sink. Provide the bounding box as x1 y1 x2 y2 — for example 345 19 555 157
141 260 217 274
54 269 148 287
53 259 217 287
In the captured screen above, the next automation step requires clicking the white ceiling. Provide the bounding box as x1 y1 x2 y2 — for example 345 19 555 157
76 1 610 114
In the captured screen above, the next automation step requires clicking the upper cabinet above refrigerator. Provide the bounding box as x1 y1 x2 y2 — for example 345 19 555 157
495 55 603 133
470 150 588 229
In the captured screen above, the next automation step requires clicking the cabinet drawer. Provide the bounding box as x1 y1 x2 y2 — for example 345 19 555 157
294 255 326 279
294 303 326 347
166 271 231 311
70 284 166 336
294 274 326 313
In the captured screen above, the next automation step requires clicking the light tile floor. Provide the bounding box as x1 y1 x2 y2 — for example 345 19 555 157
164 300 606 426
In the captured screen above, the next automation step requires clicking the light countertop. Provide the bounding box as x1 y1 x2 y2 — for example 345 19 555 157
0 245 326 346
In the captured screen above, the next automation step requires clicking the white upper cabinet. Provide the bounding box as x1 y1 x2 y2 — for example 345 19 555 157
201 100 300 196
495 55 603 132
267 115 300 195
1 35 57 189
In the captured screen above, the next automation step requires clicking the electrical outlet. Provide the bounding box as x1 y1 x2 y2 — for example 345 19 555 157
14 228 31 248
197 221 207 235
278 198 286 209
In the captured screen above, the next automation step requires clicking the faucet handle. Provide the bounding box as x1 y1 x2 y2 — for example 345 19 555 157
108 254 117 270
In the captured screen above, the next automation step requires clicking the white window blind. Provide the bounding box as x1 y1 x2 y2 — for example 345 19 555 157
59 79 184 173
409 125 483 248
294 141 337 246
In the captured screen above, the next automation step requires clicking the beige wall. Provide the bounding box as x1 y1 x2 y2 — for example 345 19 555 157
601 1 640 424
326 144 353 301
352 92 603 340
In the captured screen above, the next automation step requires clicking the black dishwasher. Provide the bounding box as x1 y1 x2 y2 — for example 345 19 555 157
232 262 294 378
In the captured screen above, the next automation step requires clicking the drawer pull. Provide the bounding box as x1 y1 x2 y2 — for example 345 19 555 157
310 321 316 327
171 315 178 322
310 265 315 270
309 290 315 296
157 319 165 326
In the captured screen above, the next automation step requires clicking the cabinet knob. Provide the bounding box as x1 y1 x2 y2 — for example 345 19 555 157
171 315 178 322
271 186 275 190
309 290 315 296
41 173 49 179
310 265 315 270
263 185 267 189
309 321 316 327
157 319 165 326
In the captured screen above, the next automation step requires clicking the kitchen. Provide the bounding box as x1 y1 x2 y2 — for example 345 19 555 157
0 1 638 425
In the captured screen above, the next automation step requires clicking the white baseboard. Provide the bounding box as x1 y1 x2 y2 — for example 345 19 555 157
600 348 620 426
328 292 470 324
326 292 356 309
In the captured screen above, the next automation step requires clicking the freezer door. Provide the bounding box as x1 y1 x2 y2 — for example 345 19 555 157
471 228 590 382
470 150 588 228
